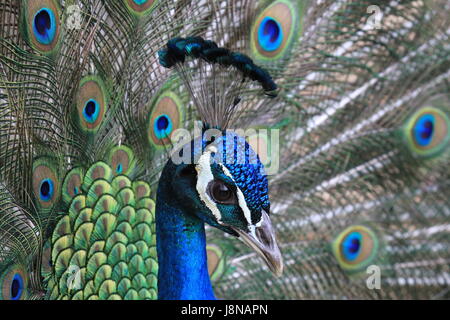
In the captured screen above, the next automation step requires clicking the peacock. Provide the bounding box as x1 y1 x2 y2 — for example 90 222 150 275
0 0 449 300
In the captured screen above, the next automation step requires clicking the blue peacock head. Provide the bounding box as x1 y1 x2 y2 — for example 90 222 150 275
157 37 283 276
161 129 283 276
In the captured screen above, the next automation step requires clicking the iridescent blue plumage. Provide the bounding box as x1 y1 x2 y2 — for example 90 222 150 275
216 133 270 216
191 131 270 216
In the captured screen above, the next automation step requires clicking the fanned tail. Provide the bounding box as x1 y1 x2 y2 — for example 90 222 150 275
1 0 449 300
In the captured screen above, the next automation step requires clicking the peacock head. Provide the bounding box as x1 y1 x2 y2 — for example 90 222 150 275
161 130 283 276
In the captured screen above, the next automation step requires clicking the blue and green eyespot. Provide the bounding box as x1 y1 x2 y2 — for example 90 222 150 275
61 167 84 205
413 113 435 147
250 0 303 62
22 0 61 54
332 225 379 273
116 163 123 174
76 76 108 132
403 107 449 158
148 90 184 149
341 231 363 262
32 160 59 208
107 145 136 177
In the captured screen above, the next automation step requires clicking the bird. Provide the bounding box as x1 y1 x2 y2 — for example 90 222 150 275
0 0 449 300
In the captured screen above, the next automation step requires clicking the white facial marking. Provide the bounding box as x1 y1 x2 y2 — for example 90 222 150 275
219 164 262 233
195 145 263 233
195 145 223 223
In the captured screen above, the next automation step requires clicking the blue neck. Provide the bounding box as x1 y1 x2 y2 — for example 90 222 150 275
156 179 215 300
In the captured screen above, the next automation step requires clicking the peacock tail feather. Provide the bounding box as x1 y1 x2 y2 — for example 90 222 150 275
0 0 449 300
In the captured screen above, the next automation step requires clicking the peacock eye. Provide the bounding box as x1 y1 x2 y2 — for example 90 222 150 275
83 99 100 123
10 273 24 300
39 178 54 202
208 180 235 204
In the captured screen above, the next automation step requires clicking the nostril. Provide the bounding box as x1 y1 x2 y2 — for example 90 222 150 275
256 228 271 246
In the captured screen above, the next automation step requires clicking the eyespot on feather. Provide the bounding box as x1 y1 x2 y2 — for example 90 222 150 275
32 158 60 209
0 264 28 300
21 0 62 54
331 225 379 274
147 91 184 148
124 0 157 15
250 0 303 62
76 76 108 133
403 106 449 158
62 168 85 205
107 145 136 177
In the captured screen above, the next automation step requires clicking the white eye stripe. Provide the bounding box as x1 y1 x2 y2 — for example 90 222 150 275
195 146 262 230
195 147 222 223
219 164 262 230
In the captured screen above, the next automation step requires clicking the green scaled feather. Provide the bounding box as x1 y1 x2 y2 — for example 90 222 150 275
47 155 157 300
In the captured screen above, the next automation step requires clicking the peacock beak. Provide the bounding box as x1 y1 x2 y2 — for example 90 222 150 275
230 209 283 277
